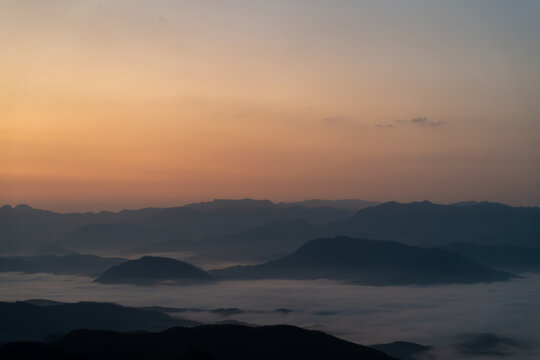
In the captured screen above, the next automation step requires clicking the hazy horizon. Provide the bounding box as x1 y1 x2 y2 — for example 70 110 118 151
1 197 535 213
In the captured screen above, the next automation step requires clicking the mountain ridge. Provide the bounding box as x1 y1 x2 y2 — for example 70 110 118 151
95 256 212 285
210 236 514 285
0 324 397 360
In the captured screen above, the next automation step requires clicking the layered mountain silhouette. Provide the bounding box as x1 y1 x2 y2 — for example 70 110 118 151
211 237 513 285
0 301 198 344
0 204 161 253
327 201 540 247
2 200 539 261
154 201 540 261
443 243 540 272
95 256 212 285
0 324 396 360
146 199 351 242
0 200 356 254
0 254 125 276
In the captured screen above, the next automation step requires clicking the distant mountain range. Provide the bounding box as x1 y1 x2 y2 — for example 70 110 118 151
108 200 540 263
95 256 212 285
210 236 513 285
0 324 396 360
0 199 359 254
326 201 540 247
1 200 539 263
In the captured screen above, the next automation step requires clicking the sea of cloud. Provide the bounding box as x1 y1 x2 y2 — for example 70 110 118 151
1 272 539 359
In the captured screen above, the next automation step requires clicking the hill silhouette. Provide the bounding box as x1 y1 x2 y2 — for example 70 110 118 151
211 236 513 285
0 324 396 360
0 301 198 344
95 256 212 285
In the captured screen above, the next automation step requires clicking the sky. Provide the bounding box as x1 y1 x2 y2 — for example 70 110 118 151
1 0 539 211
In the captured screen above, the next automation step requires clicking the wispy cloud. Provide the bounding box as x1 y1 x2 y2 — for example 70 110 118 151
374 116 443 129
409 116 443 127
324 116 443 130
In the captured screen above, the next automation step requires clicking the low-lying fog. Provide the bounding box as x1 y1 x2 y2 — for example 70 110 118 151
1 272 539 359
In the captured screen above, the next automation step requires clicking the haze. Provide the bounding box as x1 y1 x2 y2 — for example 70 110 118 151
1 0 539 211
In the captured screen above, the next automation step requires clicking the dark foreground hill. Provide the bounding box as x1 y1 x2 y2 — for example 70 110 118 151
211 237 513 285
0 325 397 360
0 254 126 276
95 256 212 285
0 301 198 344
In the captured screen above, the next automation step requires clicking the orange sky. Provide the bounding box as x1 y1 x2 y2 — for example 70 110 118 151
1 1 539 211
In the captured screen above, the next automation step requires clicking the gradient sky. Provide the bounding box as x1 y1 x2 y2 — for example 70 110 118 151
1 0 539 211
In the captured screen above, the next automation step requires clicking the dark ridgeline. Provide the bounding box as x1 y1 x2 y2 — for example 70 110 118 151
443 243 540 273
0 254 126 277
371 341 433 360
211 236 513 285
0 325 397 360
94 256 212 285
0 301 198 344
